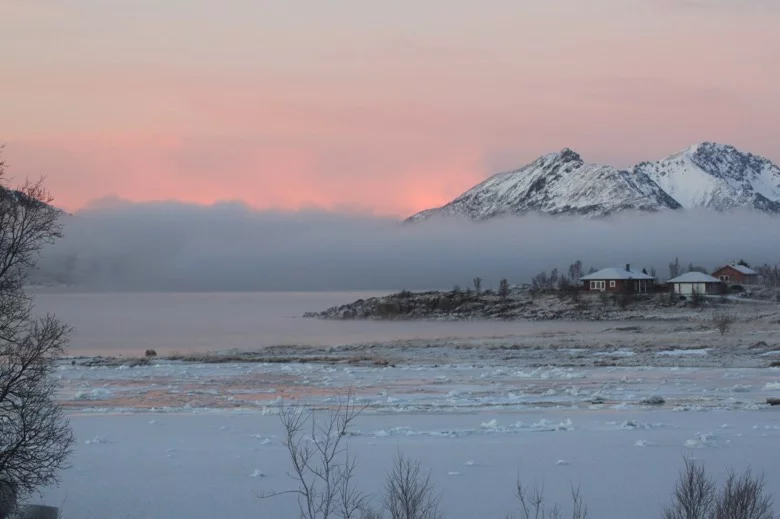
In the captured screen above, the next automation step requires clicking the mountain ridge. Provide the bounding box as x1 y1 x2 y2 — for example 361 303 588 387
407 142 780 221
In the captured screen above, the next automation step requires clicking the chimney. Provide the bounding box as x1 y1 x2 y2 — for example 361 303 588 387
625 264 630 272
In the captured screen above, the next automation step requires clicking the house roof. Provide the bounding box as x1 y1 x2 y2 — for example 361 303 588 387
580 267 655 281
667 272 722 284
716 264 758 275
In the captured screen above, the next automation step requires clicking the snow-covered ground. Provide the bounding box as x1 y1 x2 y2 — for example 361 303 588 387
27 291 780 517
43 360 780 518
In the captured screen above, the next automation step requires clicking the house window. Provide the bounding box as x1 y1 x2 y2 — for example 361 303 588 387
590 281 605 290
720 275 729 282
609 281 616 288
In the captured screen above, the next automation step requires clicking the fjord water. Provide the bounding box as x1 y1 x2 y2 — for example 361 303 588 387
30 290 589 356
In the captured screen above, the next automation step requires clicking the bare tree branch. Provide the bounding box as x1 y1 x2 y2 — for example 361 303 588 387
384 454 442 519
662 457 716 519
0 152 73 513
260 389 366 519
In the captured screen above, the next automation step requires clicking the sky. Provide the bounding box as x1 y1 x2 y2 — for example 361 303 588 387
2 0 780 217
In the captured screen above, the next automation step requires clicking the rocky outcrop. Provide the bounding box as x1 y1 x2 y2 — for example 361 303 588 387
303 289 692 322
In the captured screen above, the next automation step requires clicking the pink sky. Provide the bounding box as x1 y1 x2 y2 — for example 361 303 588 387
2 0 779 216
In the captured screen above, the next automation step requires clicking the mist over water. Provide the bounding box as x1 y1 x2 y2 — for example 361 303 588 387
36 200 780 291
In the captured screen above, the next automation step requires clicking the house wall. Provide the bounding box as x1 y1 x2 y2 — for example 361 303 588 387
673 282 722 295
712 266 758 285
583 279 653 293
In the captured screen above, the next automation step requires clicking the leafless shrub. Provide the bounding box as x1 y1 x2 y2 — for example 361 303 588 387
690 289 706 307
714 468 773 519
508 480 588 519
662 457 716 519
261 390 368 519
713 312 735 336
663 458 774 519
0 155 74 504
384 455 442 519
472 277 482 295
616 280 634 309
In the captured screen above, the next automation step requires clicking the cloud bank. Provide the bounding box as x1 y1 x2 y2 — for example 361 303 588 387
34 201 780 292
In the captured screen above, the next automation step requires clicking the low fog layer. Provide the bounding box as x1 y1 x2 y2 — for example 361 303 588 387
34 201 780 291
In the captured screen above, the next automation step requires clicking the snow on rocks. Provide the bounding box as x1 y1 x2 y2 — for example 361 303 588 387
641 395 666 406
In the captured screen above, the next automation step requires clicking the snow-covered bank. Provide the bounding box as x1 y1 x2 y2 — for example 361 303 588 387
55 361 780 414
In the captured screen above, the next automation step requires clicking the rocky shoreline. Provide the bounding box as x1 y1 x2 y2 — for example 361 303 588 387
302 287 725 321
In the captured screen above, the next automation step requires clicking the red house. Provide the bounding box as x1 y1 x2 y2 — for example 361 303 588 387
711 263 759 285
580 264 656 293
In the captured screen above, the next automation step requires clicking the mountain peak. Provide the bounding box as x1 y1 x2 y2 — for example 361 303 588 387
636 143 780 212
553 148 582 163
407 143 780 221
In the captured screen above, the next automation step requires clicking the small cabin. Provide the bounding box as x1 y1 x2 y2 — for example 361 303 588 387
667 272 725 296
711 264 758 286
580 264 656 293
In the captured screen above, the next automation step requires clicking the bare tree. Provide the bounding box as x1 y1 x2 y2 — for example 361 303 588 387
567 261 583 284
531 271 557 294
714 468 773 519
669 258 681 280
0 154 74 510
472 277 482 295
359 509 385 519
498 279 510 301
549 268 559 288
384 455 442 519
662 457 716 519
687 263 708 274
508 480 588 519
713 312 735 336
261 390 367 519
755 264 780 290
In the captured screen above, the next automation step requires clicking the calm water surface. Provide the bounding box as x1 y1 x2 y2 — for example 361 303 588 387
31 290 599 356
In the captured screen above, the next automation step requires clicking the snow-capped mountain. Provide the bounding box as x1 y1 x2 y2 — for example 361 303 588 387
407 148 681 221
633 143 780 212
407 143 780 221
